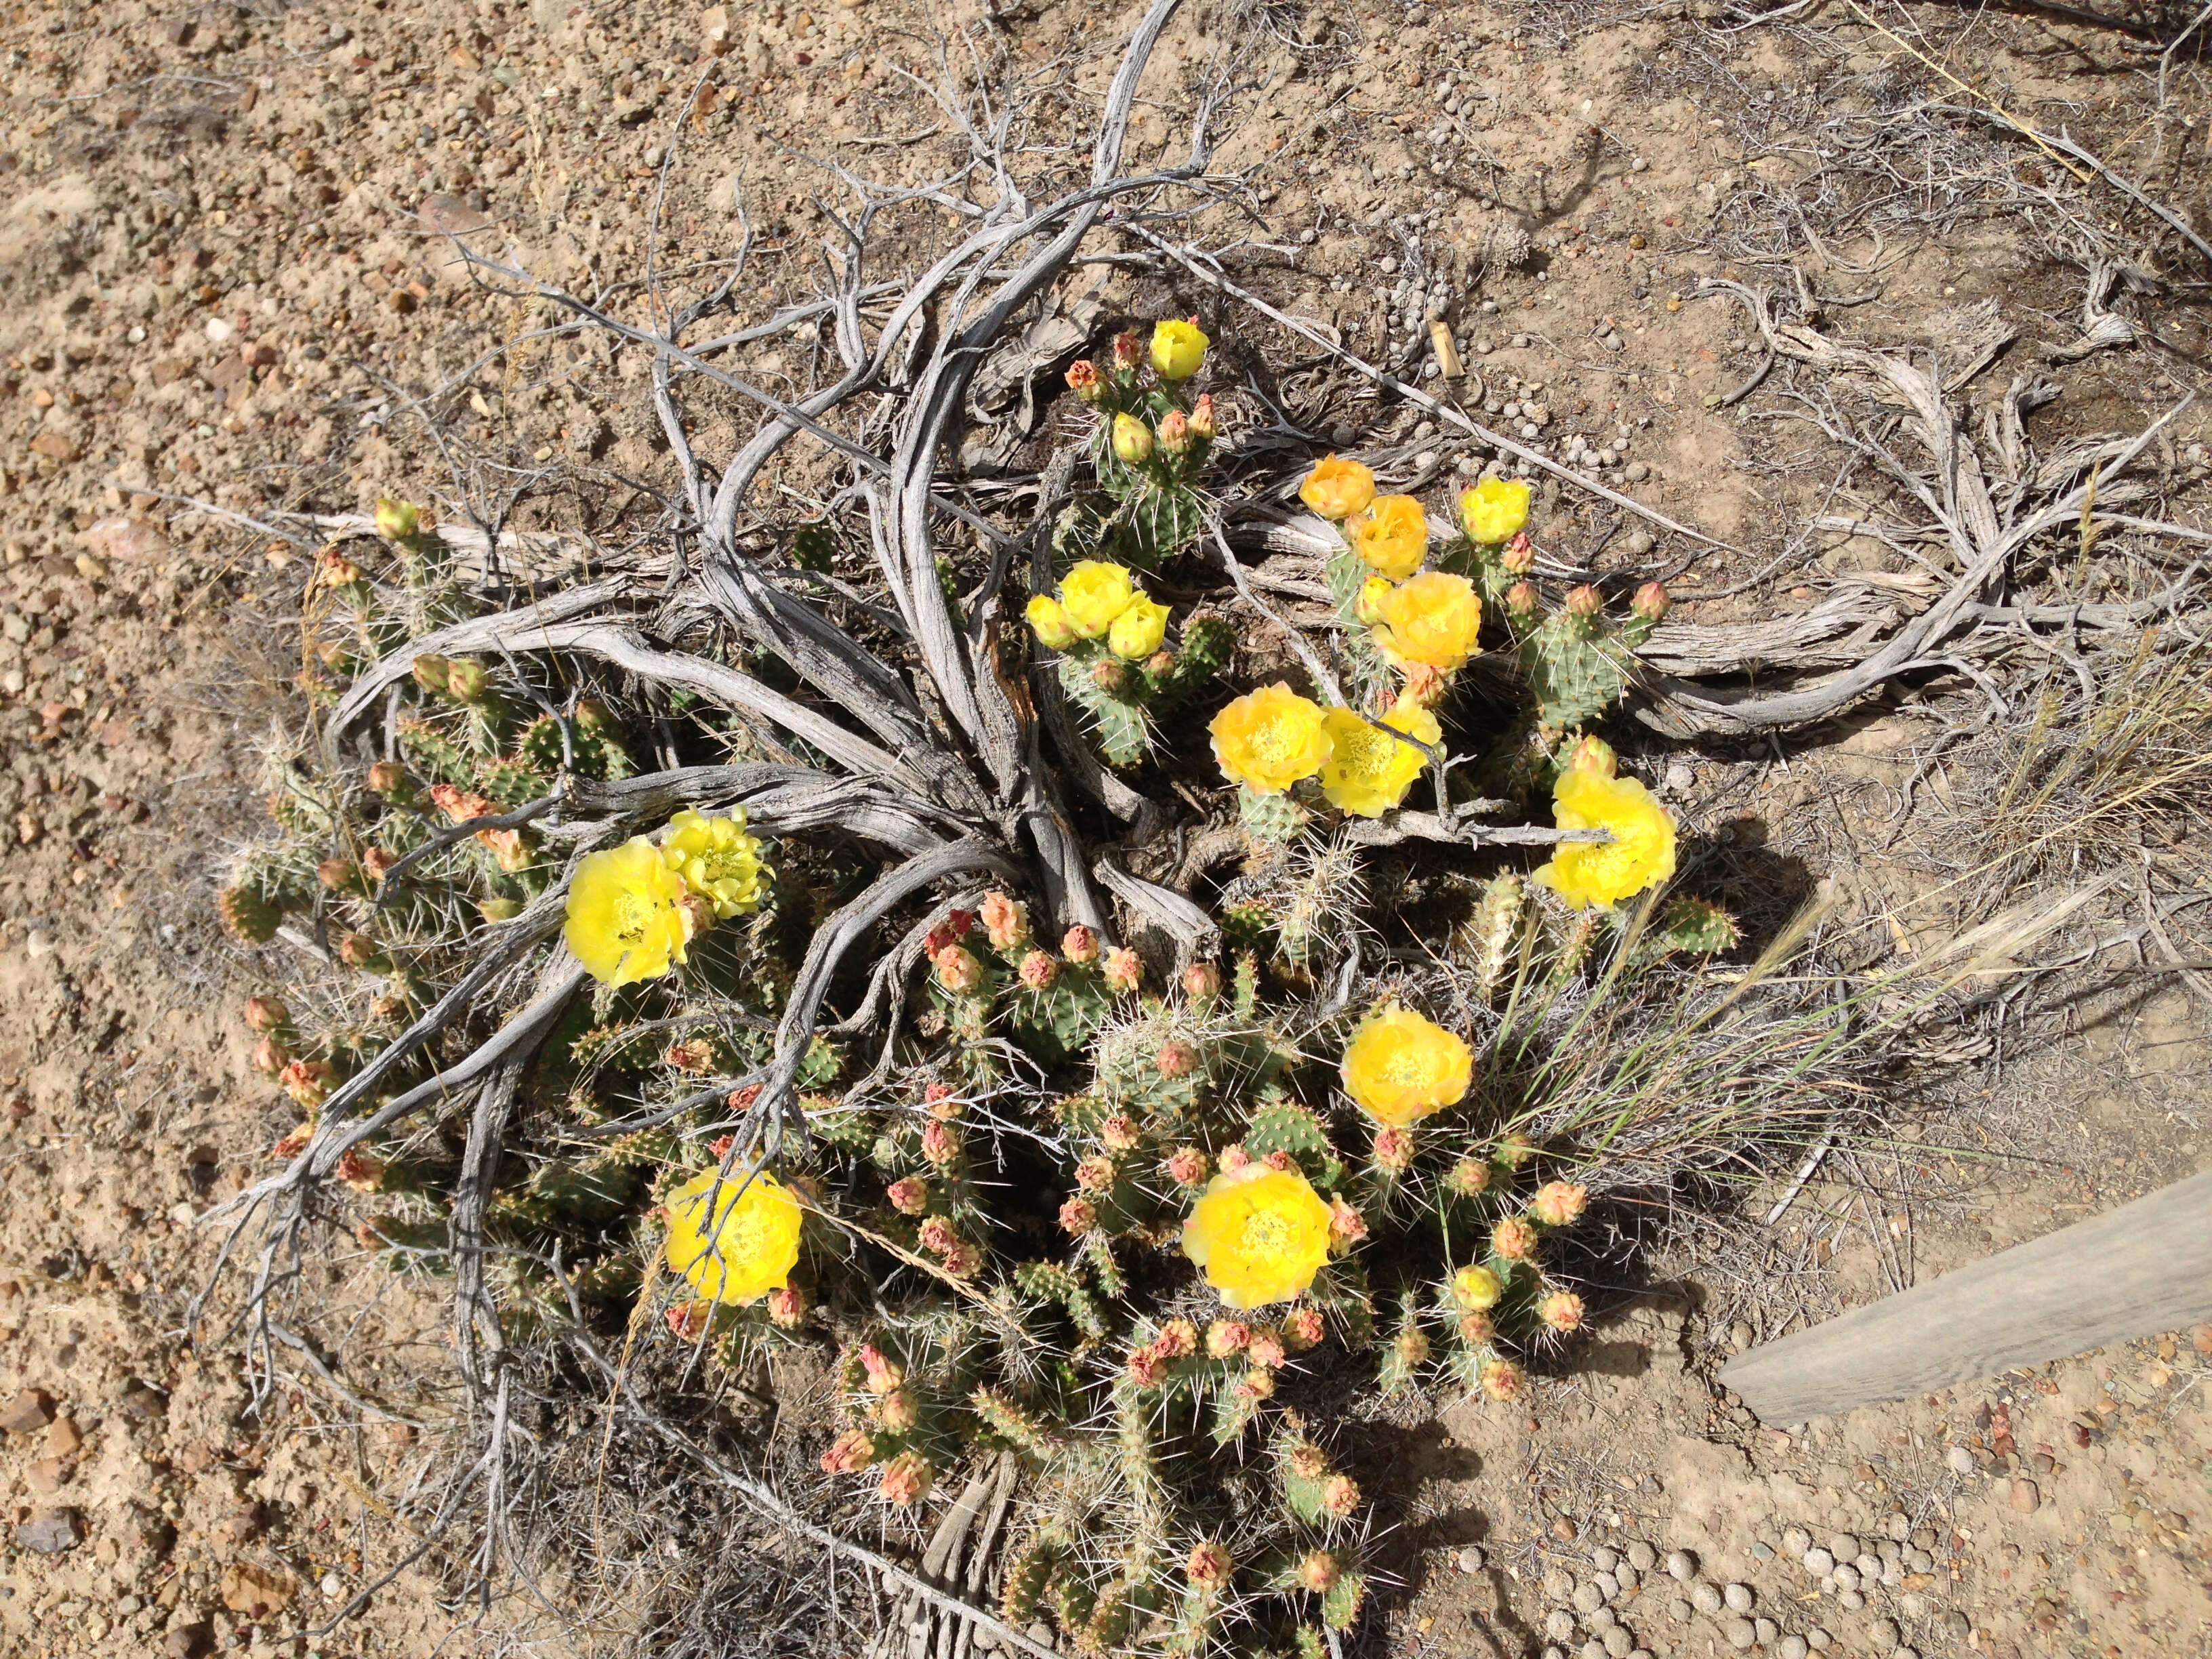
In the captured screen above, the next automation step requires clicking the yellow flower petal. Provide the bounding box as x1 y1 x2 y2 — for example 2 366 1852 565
1150 318 1210 381
1340 1002 1472 1126
663 1168 804 1305
1108 594 1170 661
1317 704 1437 818
1298 455 1376 522
1209 683 1334 795
1347 495 1429 580
1181 1162 1335 1309
1059 560 1137 638
565 837 694 985
663 808 770 920
1373 571 1483 672
1459 476 1532 545
1532 769 1677 909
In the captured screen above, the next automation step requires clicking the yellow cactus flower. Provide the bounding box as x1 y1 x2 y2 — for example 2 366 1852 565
1298 455 1376 522
1355 575 1392 626
662 808 769 920
1317 700 1440 819
1209 682 1334 795
1026 593 1077 650
1533 767 1678 909
1340 1002 1473 1126
1151 318 1210 381
1109 593 1170 661
1112 411 1155 464
1459 476 1532 545
663 1167 804 1305
1059 560 1138 638
565 837 695 985
1348 494 1429 580
1181 1161 1336 1309
1374 571 1483 672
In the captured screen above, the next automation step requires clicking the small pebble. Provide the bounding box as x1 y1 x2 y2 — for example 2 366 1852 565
1580 1642 1606 1659
1623 460 1650 483
1690 1583 1723 1614
2010 1477 2041 1513
1778 1639 1809 1659
1755 1618 1779 1645
1942 1610 1971 1640
1783 1526 1812 1555
1668 1599 1694 1622
1803 1548 1835 1576
1885 1513 1912 1541
1545 1610 1578 1641
1594 1571 1620 1601
1625 1541 1656 1573
1828 1535 1862 1563
1897 1650 1921 1659
1724 1617 1757 1650
1574 1583 1605 1614
1856 1553 1883 1580
1666 1549 1698 1582
1869 1616 1900 1650
1898 1592 1929 1619
1456 1545 1487 1574
1723 1584 1753 1613
1833 1565 1860 1593
1615 1563 1639 1591
1587 1607 1617 1633
1838 1589 1866 1612
1602 1629 1633 1659
1945 1446 1975 1475
1543 1648 1568 1659
1807 1630 1832 1652
1592 1547 1620 1573
1545 1569 1575 1601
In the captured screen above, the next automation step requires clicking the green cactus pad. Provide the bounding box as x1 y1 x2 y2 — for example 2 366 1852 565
1239 785 1309 844
1521 614 1632 731
1658 896 1741 956
1244 1100 1332 1167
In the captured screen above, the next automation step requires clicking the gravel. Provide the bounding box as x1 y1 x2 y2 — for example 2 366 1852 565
1666 1549 1698 1582
1803 1547 1835 1575
1723 1583 1754 1613
1724 1616 1758 1650
1624 1541 1656 1573
1691 1582 1724 1614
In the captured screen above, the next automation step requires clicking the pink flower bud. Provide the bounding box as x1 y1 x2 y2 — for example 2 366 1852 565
1503 579 1540 621
1111 330 1145 369
1530 1180 1589 1227
1373 1126 1414 1173
1166 1147 1209 1187
1059 1197 1097 1235
920 1120 959 1167
1321 1474 1361 1518
1183 960 1221 1001
1017 949 1059 989
280 1059 336 1108
1299 1551 1340 1593
1248 1329 1287 1370
979 890 1028 951
1065 359 1102 401
1185 1540 1232 1591
1458 1309 1497 1345
932 945 983 994
366 760 409 796
1566 583 1603 619
1502 530 1535 575
1218 1144 1252 1173
1479 1358 1526 1401
858 1344 903 1394
821 1427 877 1475
1206 1319 1251 1359
876 1389 919 1432
1099 1113 1140 1152
767 1285 806 1328
1329 1197 1368 1245
244 996 289 1034
1102 947 1141 991
1074 1155 1115 1193
1061 925 1099 965
1537 1290 1584 1332
917 1216 958 1256
923 909 974 956
877 1450 932 1506
1155 1318 1199 1359
1188 393 1217 443
1563 736 1617 779
666 1300 710 1341
1283 1307 1325 1351
1632 580 1671 623
1126 1346 1166 1389
1448 1159 1492 1197
1156 1040 1198 1080
885 1176 928 1217
1492 1216 1538 1261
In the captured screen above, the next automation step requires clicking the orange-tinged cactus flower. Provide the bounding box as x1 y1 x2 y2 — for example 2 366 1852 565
1530 1181 1589 1227
1017 949 1059 989
1299 455 1376 520
1102 947 1142 992
1185 1540 1233 1591
876 1450 933 1507
1492 1216 1539 1261
1479 1358 1526 1401
1059 1197 1097 1235
1537 1290 1584 1332
1061 925 1099 964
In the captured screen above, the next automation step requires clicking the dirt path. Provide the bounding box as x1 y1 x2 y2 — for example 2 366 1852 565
0 1 2205 1655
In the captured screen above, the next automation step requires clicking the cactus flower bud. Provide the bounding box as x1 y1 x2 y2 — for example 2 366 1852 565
1372 1126 1414 1174
1452 1264 1503 1310
252 1035 291 1078
1530 1179 1589 1227
979 891 1029 951
1101 947 1141 992
1074 1154 1115 1193
1061 925 1099 965
876 1389 920 1432
244 995 289 1034
1283 1306 1325 1351
1563 735 1618 779
1218 1143 1252 1174
1233 1369 1275 1402
1458 1309 1497 1345
1111 412 1155 464
1355 573 1393 626
1158 409 1191 455
444 658 489 703
478 897 524 923
1099 1113 1140 1152
1448 1159 1492 1197
280 1059 337 1109
1502 581 1540 627
1182 960 1221 1002
375 498 420 541
941 1239 983 1277
362 846 400 884
1059 1196 1097 1234
821 1427 877 1475
923 910 973 957
1631 580 1671 623
877 1451 933 1507
1479 1358 1526 1401
409 653 453 695
1111 329 1145 371
1566 583 1604 620
1166 1147 1209 1187
271 1120 314 1161
1263 1149 1295 1172
1155 1039 1198 1080
1188 392 1216 443
336 932 388 972
1185 1541 1233 1591
318 548 364 588
1497 1132 1538 1167
1143 649 1177 680
1126 1345 1168 1389
886 1177 928 1216
1328 1197 1368 1246
1298 1551 1340 1594
932 945 984 994
1089 656 1133 697
1248 1328 1288 1370
766 1285 806 1328
1491 1216 1538 1261
1017 949 1059 990
1394 1326 1432 1368
1155 1318 1199 1359
1501 531 1535 575
666 1300 710 1341
920 1120 959 1166
1320 1474 1361 1518
857 1343 904 1394
1206 1319 1252 1359
1537 1290 1584 1332
1025 593 1077 650
318 856 363 894
1065 359 1102 401
335 1147 386 1192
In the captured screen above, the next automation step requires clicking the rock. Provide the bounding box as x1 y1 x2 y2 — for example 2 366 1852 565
1624 1540 1656 1573
1624 461 1650 482
1592 1546 1620 1572
1626 530 1656 556
1544 1568 1575 1600
1545 1610 1577 1641
1827 1534 1862 1562
163 1623 210 1659
1942 1610 1971 1641
218 1561 295 1618
0 1388 54 1433
1783 1525 1812 1555
1727 1320 1754 1353
1945 1445 1975 1475
1885 1512 1912 1541
1837 1589 1865 1612
1575 1582 1605 1614
1806 1630 1832 1652
1691 1582 1724 1614
28 432 79 463
1668 1598 1694 1622
77 517 173 564
1777 1639 1809 1659
1587 1607 1616 1633
2009 1477 2041 1513
1602 1628 1633 1658
1723 1583 1753 1612
1755 1619 1778 1645
16 1507 81 1553
1834 1565 1860 1593
1803 1547 1835 1576
1725 1616 1757 1650
1869 1616 1900 1650
417 194 493 235
1594 1570 1620 1601
25 1456 68 1493
1666 1549 1698 1582
46 1416 82 1456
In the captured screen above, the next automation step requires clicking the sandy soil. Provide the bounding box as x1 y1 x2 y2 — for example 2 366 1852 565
0 0 2206 1655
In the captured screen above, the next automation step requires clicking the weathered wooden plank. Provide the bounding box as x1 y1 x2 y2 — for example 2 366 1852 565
1720 1170 2212 1424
